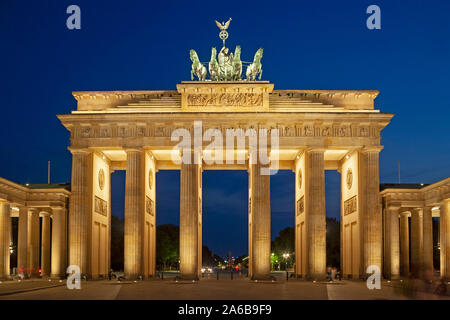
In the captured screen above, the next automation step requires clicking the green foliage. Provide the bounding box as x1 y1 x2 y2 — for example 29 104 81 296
270 253 280 270
271 227 294 270
270 218 341 271
202 245 224 267
156 224 180 271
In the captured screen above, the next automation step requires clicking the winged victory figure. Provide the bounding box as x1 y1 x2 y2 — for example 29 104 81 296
215 18 232 31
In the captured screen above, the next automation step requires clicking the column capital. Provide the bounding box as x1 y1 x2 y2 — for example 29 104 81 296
28 207 39 214
40 211 52 217
412 207 423 214
305 147 326 153
124 148 144 153
49 205 65 211
360 146 383 153
399 208 411 216
68 147 92 154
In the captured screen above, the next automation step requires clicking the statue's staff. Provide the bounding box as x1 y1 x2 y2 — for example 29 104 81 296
215 18 232 48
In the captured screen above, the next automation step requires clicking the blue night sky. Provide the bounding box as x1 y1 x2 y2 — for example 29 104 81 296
1 0 449 257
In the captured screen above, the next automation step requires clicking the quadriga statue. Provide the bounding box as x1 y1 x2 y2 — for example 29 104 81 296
245 48 263 81
189 49 207 81
209 47 219 81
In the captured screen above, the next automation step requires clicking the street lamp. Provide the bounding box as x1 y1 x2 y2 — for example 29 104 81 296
282 253 290 271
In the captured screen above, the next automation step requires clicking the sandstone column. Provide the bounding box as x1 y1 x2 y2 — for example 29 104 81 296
411 208 423 278
422 206 434 278
41 213 51 276
0 201 11 279
305 149 326 279
440 199 450 279
249 158 271 280
69 150 92 276
51 207 67 278
384 206 400 279
27 208 40 277
17 206 28 275
399 212 410 277
124 149 145 279
179 150 202 280
359 148 382 276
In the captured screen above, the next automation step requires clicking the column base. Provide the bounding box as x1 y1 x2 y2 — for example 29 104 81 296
50 274 66 280
388 274 401 281
251 274 274 281
306 273 327 281
124 274 144 281
175 275 200 281
176 274 199 281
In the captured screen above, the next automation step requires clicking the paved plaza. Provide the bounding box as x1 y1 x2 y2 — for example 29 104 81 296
0 276 448 300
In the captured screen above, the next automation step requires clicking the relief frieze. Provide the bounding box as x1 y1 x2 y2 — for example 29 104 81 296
187 93 263 107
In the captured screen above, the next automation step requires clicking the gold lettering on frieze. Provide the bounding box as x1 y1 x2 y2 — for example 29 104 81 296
187 93 263 107
99 127 111 138
344 195 357 216
94 196 108 216
75 123 374 140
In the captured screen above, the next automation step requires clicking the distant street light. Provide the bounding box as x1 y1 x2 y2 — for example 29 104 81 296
282 253 290 271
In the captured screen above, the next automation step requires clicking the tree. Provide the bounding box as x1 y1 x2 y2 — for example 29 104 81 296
270 219 341 271
271 227 295 270
156 224 179 271
202 246 224 267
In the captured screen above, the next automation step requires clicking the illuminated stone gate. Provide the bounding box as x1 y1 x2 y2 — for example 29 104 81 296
57 81 393 280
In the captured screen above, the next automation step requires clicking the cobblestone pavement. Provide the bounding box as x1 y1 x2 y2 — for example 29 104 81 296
0 277 448 300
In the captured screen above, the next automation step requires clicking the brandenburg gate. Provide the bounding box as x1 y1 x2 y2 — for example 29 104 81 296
56 20 398 280
57 77 393 280
0 20 448 284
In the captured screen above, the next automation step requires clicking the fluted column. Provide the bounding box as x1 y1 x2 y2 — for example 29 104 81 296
0 201 11 279
384 206 400 279
249 159 271 280
124 149 145 279
411 208 423 278
422 206 434 278
400 212 410 277
359 149 382 275
441 199 450 279
17 206 28 275
179 150 202 280
27 208 40 277
69 150 92 276
41 214 51 276
305 149 326 279
51 207 67 278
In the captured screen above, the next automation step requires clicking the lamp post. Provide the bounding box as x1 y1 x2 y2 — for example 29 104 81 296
282 253 290 270
283 253 290 281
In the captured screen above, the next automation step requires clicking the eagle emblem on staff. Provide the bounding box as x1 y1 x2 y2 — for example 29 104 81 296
215 18 232 47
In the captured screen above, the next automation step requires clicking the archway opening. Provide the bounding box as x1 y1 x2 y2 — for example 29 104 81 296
110 170 125 273
270 170 294 274
202 170 247 276
325 170 341 272
155 170 180 277
433 217 440 275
